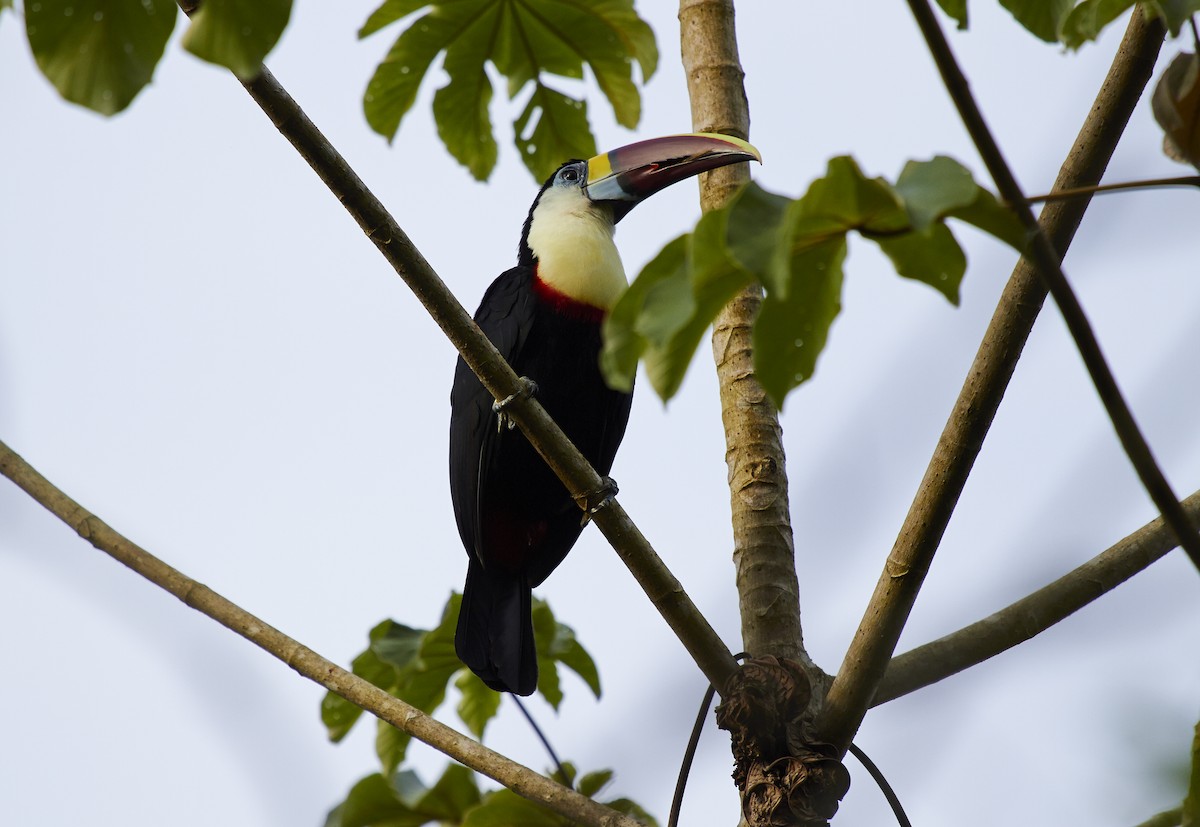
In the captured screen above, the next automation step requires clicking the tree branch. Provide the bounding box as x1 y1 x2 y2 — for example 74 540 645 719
0 439 643 827
679 0 806 666
905 1 1200 570
874 489 1200 705
815 8 1167 751
220 56 738 689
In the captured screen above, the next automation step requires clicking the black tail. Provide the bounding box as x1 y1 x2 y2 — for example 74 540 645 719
455 559 537 695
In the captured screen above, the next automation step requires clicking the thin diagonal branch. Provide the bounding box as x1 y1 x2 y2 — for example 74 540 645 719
905 0 1200 570
0 439 642 827
214 52 738 690
874 489 1200 705
815 8 1167 751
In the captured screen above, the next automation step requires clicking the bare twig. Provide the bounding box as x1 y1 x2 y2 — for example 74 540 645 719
874 489 1200 704
815 8 1168 751
0 439 643 827
1025 175 1200 203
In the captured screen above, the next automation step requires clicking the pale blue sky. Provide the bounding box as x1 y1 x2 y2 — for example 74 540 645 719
2 3 1198 826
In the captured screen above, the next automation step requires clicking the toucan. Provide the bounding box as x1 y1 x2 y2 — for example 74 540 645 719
449 133 761 695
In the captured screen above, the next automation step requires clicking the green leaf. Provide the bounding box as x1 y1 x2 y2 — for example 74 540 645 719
531 598 605 709
431 3 501 180
322 688 366 744
724 180 795 284
947 186 1029 251
514 84 598 183
418 764 483 822
892 156 1027 252
322 620 422 743
360 0 656 180
875 224 966 304
753 234 847 408
455 670 501 738
935 0 968 28
374 600 463 771
460 769 657 827
601 234 687 394
181 0 291 79
999 0 1074 41
602 184 783 402
326 596 598 773
1060 0 1136 47
334 772 426 827
1144 0 1200 36
323 601 465 763
893 156 979 232
25 0 176 115
363 1 479 142
1152 51 1200 170
0 0 12 21
546 623 602 700
641 208 750 400
606 797 659 827
606 157 1021 408
360 0 433 38
577 769 614 798
330 766 482 827
791 156 908 241
461 789 564 827
370 620 427 671
376 720 412 779
1181 717 1200 827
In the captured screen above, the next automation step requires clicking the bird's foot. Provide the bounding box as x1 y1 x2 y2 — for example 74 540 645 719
492 377 538 432
578 477 619 526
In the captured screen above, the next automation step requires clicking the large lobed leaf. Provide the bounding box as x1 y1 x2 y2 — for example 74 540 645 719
360 0 656 181
25 0 177 115
602 156 1025 409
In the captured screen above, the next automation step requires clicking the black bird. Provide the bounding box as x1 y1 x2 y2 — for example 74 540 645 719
450 133 762 695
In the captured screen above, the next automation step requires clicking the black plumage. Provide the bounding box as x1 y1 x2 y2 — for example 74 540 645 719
449 212 632 696
447 134 760 695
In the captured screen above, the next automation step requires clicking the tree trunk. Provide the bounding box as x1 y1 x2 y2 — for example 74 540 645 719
678 0 806 666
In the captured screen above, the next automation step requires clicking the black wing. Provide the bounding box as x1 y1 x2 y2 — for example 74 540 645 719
448 266 537 563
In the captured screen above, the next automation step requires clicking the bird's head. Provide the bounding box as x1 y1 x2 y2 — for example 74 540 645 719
518 133 761 268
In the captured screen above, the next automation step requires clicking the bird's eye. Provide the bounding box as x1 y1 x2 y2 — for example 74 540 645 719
561 167 580 182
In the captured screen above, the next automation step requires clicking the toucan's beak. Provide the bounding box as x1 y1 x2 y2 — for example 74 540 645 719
585 133 762 221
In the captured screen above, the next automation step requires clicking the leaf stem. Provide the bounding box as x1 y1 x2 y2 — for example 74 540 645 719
1023 175 1200 203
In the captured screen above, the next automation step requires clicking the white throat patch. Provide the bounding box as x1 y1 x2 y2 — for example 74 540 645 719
526 186 628 311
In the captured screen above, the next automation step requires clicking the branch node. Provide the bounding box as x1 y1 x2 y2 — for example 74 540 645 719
717 656 848 826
